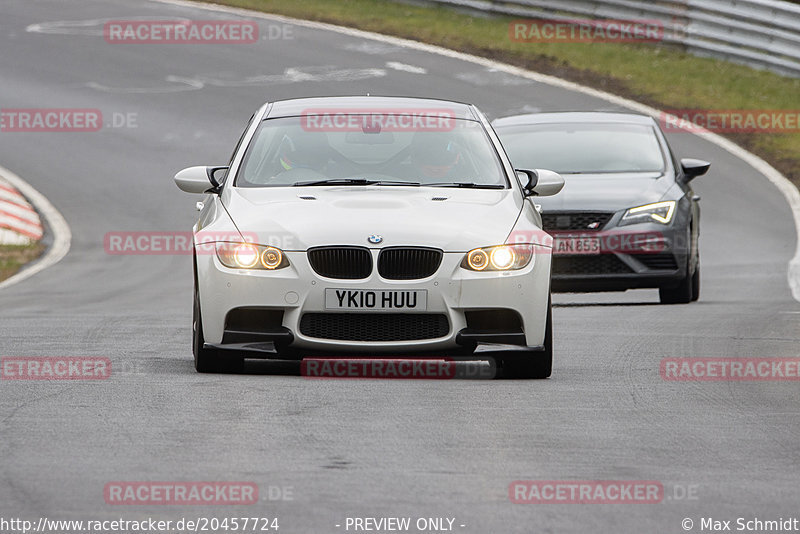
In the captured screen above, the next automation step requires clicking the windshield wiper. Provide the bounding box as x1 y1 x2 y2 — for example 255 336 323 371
294 178 373 186
293 178 421 187
424 182 505 189
370 180 420 186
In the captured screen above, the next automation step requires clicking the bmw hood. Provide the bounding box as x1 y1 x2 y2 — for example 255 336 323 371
223 186 523 251
535 172 672 212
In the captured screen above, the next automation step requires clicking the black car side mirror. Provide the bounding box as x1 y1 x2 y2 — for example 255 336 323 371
680 158 710 182
516 169 538 195
207 166 229 192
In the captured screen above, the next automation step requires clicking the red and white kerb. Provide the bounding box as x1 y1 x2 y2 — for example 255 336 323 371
0 177 43 244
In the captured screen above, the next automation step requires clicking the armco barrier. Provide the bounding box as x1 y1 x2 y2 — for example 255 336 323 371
415 0 800 77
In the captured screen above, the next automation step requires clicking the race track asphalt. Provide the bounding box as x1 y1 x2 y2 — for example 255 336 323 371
1 1 799 532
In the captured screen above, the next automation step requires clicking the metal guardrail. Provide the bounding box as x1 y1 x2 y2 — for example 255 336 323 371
415 0 800 77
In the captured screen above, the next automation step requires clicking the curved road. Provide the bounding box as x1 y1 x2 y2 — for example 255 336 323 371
1 0 799 532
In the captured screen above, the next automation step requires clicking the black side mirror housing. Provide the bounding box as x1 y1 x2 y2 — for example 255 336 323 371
516 169 538 196
207 166 230 193
680 158 710 182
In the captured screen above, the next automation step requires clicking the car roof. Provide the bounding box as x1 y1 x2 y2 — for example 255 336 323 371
264 96 479 120
492 111 656 128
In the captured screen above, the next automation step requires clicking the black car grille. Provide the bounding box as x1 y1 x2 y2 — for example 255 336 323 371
542 212 614 232
378 247 443 280
307 247 372 279
553 255 634 275
300 313 450 341
637 253 679 270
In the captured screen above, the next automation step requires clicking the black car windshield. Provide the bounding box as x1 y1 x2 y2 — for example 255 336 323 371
235 115 507 187
497 122 666 174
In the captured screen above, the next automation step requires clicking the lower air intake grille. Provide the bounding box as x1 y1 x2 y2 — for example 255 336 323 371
553 255 634 275
299 313 450 341
378 247 443 280
637 253 679 270
307 247 372 279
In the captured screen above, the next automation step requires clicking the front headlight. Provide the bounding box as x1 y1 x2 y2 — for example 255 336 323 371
461 244 534 271
215 242 290 270
619 200 676 226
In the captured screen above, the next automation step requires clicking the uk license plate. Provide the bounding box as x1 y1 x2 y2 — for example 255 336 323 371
324 289 428 311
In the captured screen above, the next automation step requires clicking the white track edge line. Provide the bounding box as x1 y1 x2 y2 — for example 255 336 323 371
0 165 71 291
150 0 800 303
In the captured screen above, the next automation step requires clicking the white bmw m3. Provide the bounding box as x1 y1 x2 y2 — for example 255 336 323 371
174 96 564 378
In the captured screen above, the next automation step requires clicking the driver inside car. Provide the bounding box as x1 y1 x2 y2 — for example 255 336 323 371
273 132 335 179
407 134 465 182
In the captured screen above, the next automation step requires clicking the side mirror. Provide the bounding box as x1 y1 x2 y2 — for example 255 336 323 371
516 168 564 197
680 158 710 181
174 166 228 194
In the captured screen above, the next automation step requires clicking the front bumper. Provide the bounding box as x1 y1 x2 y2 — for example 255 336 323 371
549 222 691 292
196 244 552 356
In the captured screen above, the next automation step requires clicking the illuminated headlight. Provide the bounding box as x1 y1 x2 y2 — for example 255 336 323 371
216 242 290 270
462 244 534 271
620 201 676 226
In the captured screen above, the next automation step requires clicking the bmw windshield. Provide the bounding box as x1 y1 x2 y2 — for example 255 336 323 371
235 114 508 188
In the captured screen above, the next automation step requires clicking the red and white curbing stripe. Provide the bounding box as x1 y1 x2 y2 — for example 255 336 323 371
0 176 43 244
0 164 70 290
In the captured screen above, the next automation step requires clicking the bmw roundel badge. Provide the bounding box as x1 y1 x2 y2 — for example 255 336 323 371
368 235 383 244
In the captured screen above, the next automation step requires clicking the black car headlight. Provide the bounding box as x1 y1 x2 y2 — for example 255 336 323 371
461 244 534 271
215 242 290 270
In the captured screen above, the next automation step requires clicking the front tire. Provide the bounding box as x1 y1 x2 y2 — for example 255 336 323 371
659 260 696 305
497 297 553 379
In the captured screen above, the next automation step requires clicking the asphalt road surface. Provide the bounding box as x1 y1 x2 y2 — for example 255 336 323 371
1 1 799 532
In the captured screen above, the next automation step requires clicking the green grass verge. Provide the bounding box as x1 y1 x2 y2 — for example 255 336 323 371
199 0 800 186
0 242 45 282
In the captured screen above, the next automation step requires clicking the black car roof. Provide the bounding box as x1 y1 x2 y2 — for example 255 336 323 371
492 111 656 128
